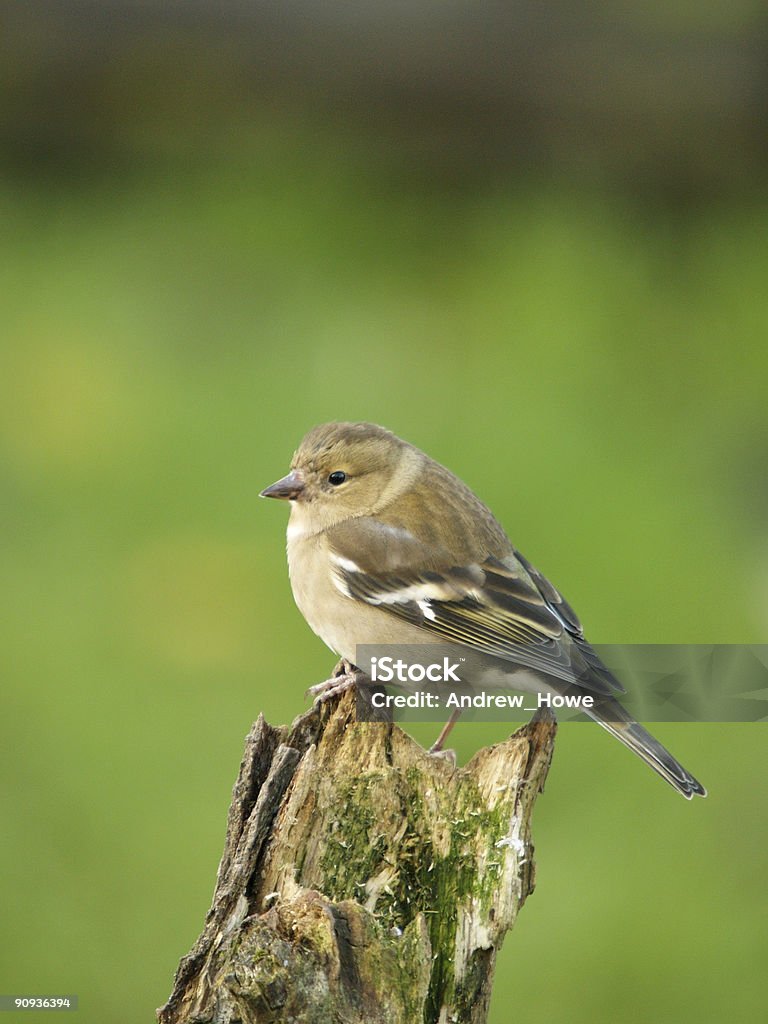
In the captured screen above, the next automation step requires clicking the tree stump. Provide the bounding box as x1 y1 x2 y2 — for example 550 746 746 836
158 690 556 1024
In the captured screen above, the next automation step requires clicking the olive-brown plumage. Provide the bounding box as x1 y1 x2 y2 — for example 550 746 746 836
262 421 706 798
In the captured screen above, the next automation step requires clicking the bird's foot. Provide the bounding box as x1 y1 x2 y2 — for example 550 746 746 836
426 746 457 768
424 707 462 766
306 659 362 705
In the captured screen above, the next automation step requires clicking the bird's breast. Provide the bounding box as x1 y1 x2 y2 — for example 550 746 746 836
286 529 433 662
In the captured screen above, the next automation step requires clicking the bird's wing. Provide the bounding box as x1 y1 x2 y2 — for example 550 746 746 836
328 521 623 695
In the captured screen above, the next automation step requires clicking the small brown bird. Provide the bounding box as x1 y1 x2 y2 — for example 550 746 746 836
261 421 706 799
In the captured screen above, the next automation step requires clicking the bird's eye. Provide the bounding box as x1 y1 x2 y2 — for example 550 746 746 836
328 471 347 486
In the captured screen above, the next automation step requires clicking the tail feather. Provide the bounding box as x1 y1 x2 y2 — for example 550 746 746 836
586 697 707 799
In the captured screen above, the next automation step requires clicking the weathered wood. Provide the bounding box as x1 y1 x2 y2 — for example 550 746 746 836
158 690 556 1024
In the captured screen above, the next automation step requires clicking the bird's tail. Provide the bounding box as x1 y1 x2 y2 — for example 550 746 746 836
585 696 707 799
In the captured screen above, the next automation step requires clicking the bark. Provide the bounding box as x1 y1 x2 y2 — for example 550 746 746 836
157 690 556 1024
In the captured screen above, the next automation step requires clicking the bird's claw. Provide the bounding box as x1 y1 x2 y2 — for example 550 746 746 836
427 747 457 768
305 660 362 704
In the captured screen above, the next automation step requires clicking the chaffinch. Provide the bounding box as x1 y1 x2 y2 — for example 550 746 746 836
261 421 705 799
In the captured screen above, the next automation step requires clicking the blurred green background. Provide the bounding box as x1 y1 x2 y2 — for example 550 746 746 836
1 3 767 1022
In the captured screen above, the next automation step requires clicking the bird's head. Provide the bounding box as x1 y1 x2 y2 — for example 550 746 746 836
261 422 418 531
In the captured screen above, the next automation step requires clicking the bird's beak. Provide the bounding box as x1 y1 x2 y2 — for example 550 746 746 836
260 469 305 501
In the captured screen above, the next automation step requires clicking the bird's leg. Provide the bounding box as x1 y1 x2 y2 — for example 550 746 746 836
428 708 463 753
305 658 362 704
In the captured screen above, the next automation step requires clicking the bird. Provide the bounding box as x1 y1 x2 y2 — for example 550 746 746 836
261 421 706 799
